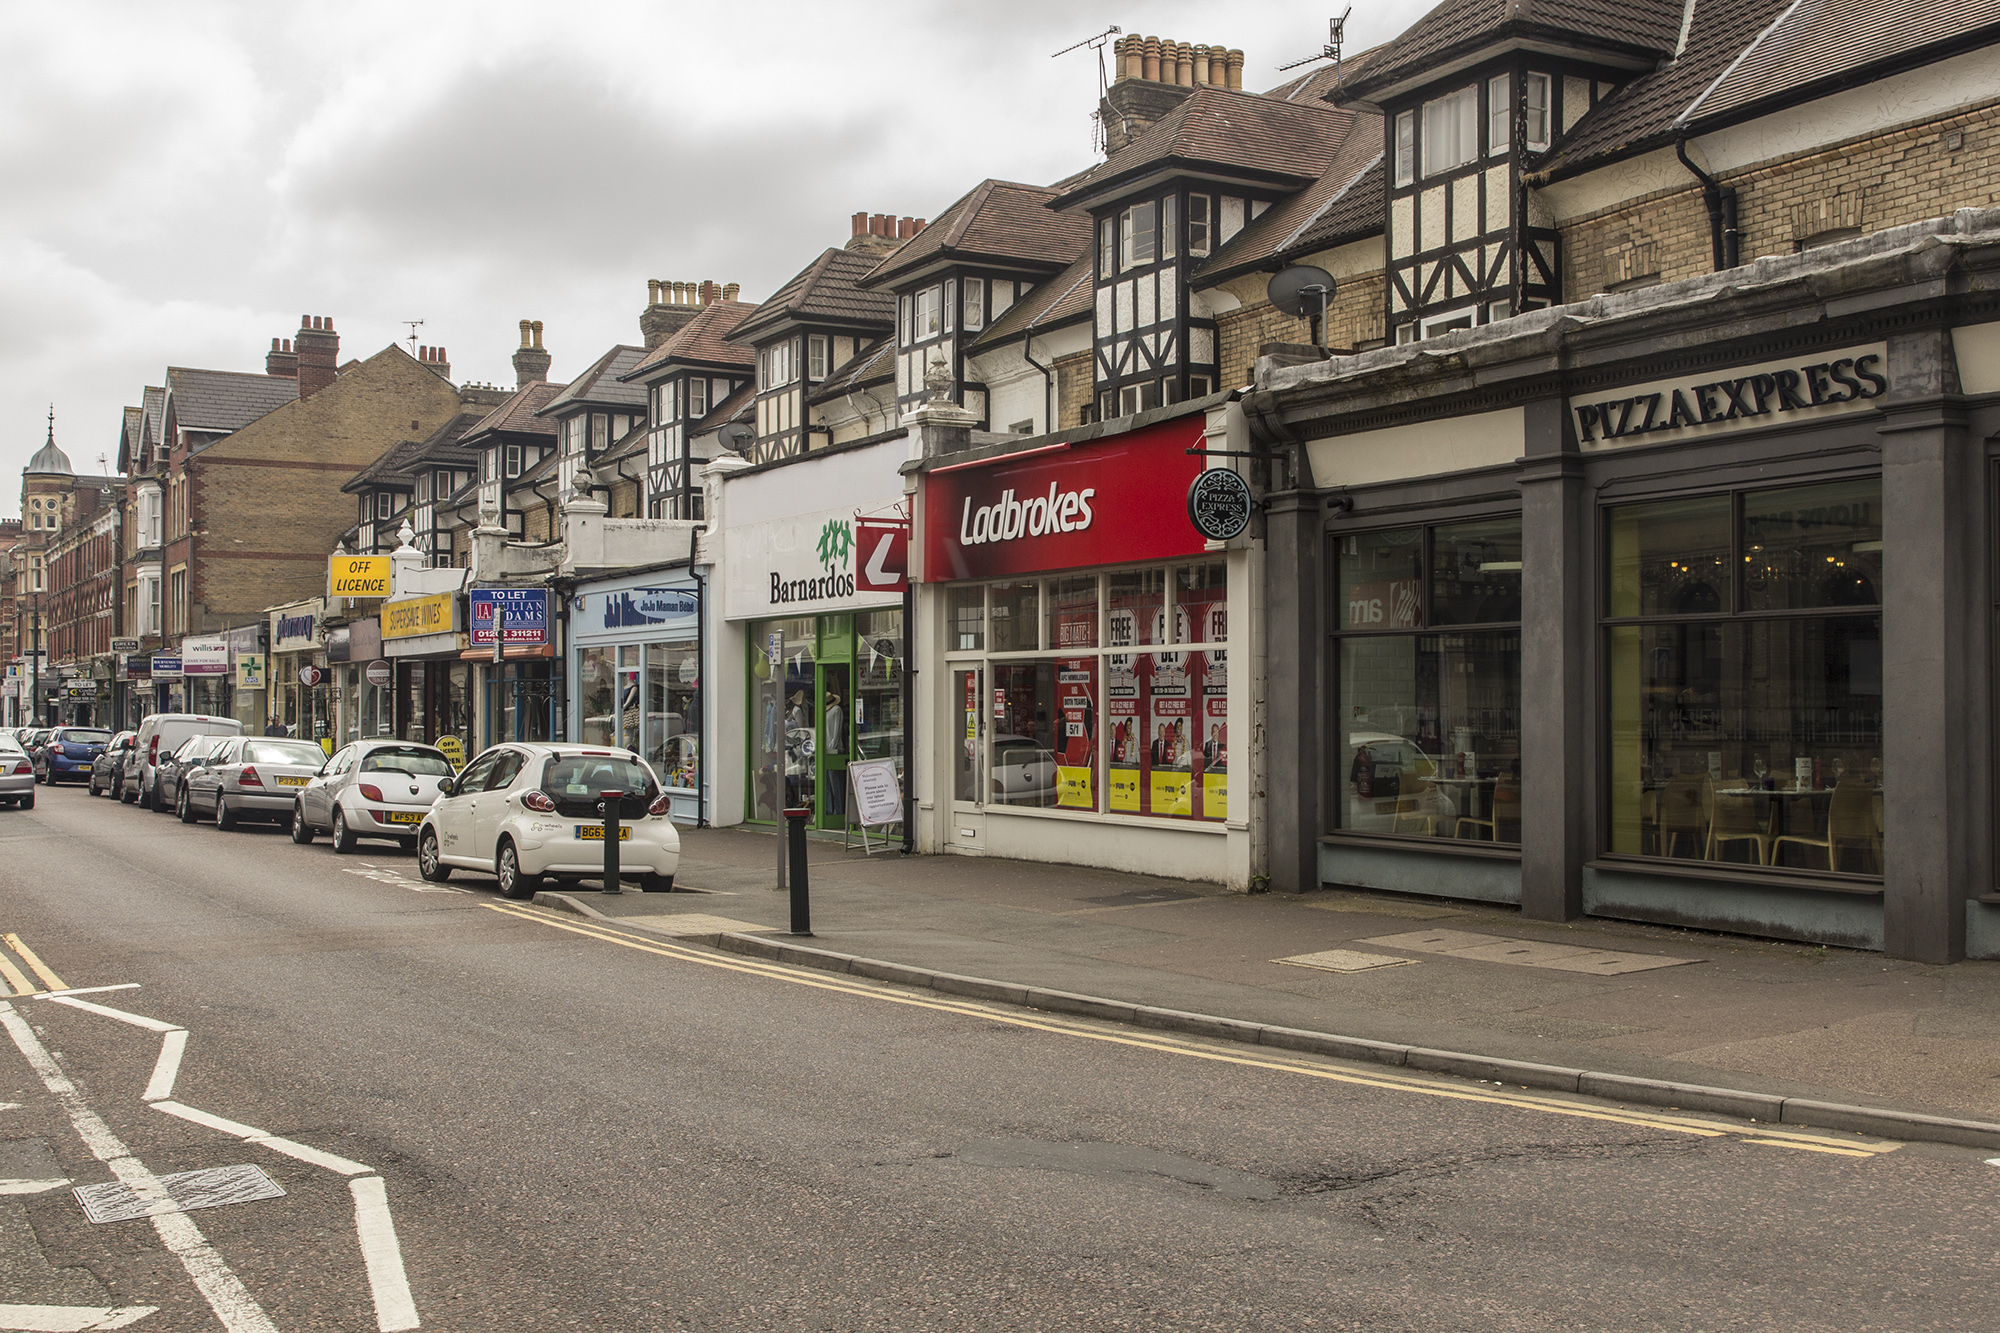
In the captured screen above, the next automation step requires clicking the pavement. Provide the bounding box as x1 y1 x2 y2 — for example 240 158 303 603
553 826 2000 1129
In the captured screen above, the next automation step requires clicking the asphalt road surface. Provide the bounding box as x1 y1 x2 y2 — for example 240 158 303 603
2 780 1997 1332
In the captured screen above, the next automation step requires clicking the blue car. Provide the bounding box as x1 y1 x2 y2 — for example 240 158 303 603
40 727 113 785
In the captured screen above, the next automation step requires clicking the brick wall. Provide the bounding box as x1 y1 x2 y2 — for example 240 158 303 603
1216 273 1387 389
609 479 640 519
1053 351 1093 428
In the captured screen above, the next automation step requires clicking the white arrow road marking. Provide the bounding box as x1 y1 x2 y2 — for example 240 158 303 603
0 1003 278 1333
151 1102 373 1177
0 1304 157 1331
0 1178 69 1194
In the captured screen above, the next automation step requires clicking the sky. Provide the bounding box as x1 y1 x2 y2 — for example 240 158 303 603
0 0 1428 515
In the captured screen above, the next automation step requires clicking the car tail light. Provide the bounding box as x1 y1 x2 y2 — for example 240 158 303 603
49 743 64 757
10 762 28 776
239 766 263 787
358 783 384 802
148 737 160 765
520 790 556 813
648 794 673 817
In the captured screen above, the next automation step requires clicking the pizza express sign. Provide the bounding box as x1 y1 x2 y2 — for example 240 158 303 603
1574 345 1889 449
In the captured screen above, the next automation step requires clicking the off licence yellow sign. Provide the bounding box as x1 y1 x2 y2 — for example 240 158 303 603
329 555 391 598
381 592 455 640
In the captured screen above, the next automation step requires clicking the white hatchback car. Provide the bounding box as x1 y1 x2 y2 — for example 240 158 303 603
416 743 680 898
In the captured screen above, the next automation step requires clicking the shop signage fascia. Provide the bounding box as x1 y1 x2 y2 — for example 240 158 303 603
1572 343 1890 450
110 637 140 654
922 414 1209 582
572 574 700 646
272 599 326 653
720 435 912 622
381 592 458 642
151 654 183 680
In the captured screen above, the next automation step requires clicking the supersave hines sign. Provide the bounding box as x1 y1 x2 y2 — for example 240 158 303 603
923 415 1210 581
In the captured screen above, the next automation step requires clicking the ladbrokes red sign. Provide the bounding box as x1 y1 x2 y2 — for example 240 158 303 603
923 415 1208 580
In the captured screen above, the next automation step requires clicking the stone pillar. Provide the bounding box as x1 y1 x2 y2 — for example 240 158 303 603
1516 399 1587 920
1263 488 1322 893
1880 328 1983 962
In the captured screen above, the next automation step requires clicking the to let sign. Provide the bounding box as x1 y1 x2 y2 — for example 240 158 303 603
470 588 548 646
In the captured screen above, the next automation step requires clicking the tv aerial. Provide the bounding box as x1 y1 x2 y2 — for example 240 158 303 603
402 320 425 356
1278 9 1352 84
1267 265 1338 349
1053 25 1123 151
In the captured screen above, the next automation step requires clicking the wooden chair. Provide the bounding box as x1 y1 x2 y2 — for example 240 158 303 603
1455 779 1520 843
1657 773 1710 859
1707 788 1773 865
1773 780 1877 873
1392 768 1438 836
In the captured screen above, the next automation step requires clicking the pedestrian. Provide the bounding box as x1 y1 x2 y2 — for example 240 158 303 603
264 717 289 737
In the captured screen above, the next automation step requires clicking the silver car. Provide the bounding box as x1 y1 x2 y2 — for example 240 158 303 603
292 740 455 853
0 740 35 810
181 735 332 829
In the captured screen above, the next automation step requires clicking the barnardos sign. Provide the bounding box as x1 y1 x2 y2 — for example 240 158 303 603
1573 345 1889 449
923 415 1208 581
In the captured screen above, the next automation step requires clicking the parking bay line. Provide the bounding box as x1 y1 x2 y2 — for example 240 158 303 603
484 902 1897 1155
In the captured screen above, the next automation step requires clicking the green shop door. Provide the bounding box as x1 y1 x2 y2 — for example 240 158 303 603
816 625 852 830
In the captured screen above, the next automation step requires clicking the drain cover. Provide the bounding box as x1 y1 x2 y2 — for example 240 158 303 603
74 1163 285 1224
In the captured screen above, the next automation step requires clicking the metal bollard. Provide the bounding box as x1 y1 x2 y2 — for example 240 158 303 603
601 791 622 894
783 806 812 936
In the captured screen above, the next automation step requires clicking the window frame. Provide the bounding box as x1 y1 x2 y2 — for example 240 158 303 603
1421 85 1479 178
1486 73 1511 156
1394 110 1416 187
1524 73 1552 152
1120 201 1158 270
1186 194 1212 256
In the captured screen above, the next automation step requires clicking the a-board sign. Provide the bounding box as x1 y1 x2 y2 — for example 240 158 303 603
847 758 903 827
437 735 465 769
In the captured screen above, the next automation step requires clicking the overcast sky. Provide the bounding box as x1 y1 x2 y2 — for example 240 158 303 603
1 0 1427 515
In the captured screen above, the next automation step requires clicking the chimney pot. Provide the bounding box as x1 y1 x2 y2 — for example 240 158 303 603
648 278 661 306
519 319 533 348
852 211 869 237
723 282 741 302
913 218 926 233
531 320 544 350
1228 49 1244 89
1142 35 1161 82
1175 41 1194 86
1193 43 1210 85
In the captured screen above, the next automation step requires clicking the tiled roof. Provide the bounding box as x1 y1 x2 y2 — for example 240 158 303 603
859 181 1091 289
406 411 487 469
116 407 143 472
729 248 898 344
164 367 298 433
342 438 429 493
806 341 893 406
973 252 1095 348
622 300 759 379
1196 126 1386 286
463 381 567 440
700 381 756 434
1531 0 1795 178
1049 85 1361 209
537 345 649 414
1337 0 1683 103
141 386 166 453
596 417 650 467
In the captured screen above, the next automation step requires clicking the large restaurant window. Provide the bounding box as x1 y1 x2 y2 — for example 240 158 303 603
945 562 1229 822
1604 477 1883 875
1332 517 1523 844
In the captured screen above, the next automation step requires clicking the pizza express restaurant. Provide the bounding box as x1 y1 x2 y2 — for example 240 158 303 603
1254 247 2000 963
913 404 1259 888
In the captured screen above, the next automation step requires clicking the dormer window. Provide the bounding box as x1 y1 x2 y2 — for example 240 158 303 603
1098 218 1115 278
1161 196 1178 260
1423 86 1478 176
809 335 830 381
943 281 956 334
1120 201 1157 269
963 279 985 331
1187 195 1212 256
1525 73 1552 151
1487 75 1511 155
504 444 523 478
376 492 393 520
913 286 942 341
590 413 608 454
688 376 708 418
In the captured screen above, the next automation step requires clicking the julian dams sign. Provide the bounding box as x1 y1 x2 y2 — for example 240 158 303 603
1573 345 1890 450
923 415 1208 581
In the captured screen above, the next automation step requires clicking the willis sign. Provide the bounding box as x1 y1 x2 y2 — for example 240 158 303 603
923 415 1208 581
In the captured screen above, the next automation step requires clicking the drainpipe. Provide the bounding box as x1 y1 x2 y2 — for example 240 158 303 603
1021 332 1056 433
1675 135 1739 271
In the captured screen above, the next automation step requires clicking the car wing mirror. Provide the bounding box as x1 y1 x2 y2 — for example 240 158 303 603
437 775 456 796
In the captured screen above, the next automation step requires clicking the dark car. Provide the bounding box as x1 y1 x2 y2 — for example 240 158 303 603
40 727 112 785
151 734 235 814
89 731 138 797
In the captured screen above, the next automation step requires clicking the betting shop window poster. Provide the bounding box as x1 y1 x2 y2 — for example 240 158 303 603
1188 589 1228 821
1107 603 1142 812
1056 659 1097 809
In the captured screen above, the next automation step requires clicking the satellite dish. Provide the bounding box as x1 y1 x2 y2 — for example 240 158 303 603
1266 265 1337 318
719 422 755 455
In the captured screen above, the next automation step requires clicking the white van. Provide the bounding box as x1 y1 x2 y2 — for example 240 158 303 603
130 713 244 810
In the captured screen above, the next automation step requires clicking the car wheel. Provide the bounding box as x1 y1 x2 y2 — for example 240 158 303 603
639 873 675 893
290 803 315 844
119 777 135 804
214 793 236 831
330 806 356 855
177 785 196 824
19 792 32 811
150 779 167 813
496 839 538 899
417 829 451 882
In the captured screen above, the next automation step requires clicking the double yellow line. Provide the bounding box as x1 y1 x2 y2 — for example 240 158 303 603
482 903 1898 1159
0 933 67 996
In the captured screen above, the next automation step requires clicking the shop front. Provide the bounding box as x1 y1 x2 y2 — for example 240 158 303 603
381 589 471 755
465 586 560 749
269 598 332 747
913 403 1259 887
717 438 909 833
571 570 702 822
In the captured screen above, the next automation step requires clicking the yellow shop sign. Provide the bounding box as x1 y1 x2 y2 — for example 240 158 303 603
328 555 391 598
381 592 456 640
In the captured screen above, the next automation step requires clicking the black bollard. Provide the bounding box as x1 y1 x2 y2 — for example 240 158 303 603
784 806 812 936
601 791 622 894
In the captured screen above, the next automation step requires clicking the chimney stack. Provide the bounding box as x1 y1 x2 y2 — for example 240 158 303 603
417 345 451 379
266 336 297 379
294 315 339 399
845 214 924 255
640 279 734 347
1101 32 1241 154
512 319 552 386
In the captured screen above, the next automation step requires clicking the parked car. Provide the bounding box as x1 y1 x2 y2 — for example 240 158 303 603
292 740 455 853
17 729 51 780
181 735 335 830
152 734 236 816
0 738 34 810
89 732 138 797
416 743 680 897
131 713 244 810
39 726 112 785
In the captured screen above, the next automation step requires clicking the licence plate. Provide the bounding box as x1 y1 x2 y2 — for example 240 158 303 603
576 826 633 840
384 810 425 824
276 776 309 787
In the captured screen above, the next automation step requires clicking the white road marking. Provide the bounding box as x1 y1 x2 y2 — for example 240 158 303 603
0 1304 157 1331
45 997 181 1035
0 1003 279 1333
0 1178 70 1194
151 1101 374 1176
38 985 141 999
340 865 466 895
0 1102 20 1111
351 1176 420 1331
142 1031 187 1103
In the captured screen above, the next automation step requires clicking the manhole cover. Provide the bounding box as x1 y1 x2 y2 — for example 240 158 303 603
1080 889 1199 907
74 1163 285 1225
1274 949 1417 974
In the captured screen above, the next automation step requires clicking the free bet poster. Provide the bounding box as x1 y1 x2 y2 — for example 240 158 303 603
1056 659 1097 809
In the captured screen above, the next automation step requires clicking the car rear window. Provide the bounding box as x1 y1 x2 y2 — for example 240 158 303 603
244 741 327 766
58 730 112 744
541 755 656 801
359 747 453 777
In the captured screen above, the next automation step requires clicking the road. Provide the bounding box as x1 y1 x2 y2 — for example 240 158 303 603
1 779 1997 1332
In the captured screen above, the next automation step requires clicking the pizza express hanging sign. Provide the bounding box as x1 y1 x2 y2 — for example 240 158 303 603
1573 344 1890 450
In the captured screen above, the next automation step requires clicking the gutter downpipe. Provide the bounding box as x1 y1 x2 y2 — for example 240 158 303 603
1021 331 1056 433
1675 135 1739 271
